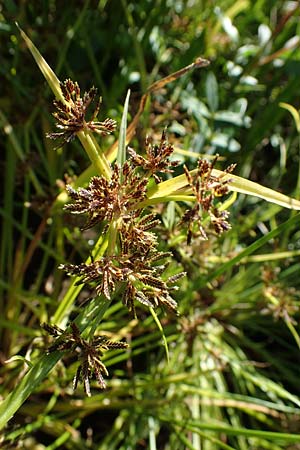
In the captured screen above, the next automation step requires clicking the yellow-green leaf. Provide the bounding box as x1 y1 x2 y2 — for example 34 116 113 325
16 23 63 102
145 169 300 211
280 102 300 133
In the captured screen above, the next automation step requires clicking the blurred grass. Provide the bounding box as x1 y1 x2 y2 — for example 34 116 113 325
1 1 300 448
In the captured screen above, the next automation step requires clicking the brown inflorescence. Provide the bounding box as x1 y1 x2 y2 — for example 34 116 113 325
128 129 180 183
181 156 235 243
64 162 148 229
47 79 116 147
42 322 128 396
59 251 185 317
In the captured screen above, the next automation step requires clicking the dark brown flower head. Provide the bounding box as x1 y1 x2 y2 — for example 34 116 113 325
42 322 128 395
59 257 127 299
209 207 231 234
120 213 160 254
59 251 185 317
186 157 235 205
128 130 180 183
64 162 148 229
124 270 186 316
47 79 116 147
181 156 235 243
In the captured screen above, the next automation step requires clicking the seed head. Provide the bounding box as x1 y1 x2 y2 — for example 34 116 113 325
64 162 148 229
41 322 128 395
128 130 180 183
47 79 116 147
181 156 235 243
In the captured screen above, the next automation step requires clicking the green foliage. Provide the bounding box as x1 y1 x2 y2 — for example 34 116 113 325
1 1 300 449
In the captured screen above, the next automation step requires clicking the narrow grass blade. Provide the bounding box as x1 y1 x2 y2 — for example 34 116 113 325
17 25 112 179
203 213 300 287
0 352 61 430
142 169 300 211
226 171 300 210
279 102 300 133
167 418 300 443
16 24 63 102
149 307 169 363
117 89 131 168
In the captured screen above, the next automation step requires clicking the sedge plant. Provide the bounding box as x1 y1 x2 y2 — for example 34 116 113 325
2 26 300 449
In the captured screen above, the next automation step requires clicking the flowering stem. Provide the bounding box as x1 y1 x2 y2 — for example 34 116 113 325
284 318 300 350
106 219 119 256
78 130 112 179
52 233 108 326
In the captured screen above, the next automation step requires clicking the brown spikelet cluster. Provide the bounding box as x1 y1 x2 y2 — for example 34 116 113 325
128 129 180 183
47 79 116 147
42 322 128 396
42 76 235 397
64 162 148 229
59 219 185 317
120 213 160 253
57 127 187 317
181 156 235 243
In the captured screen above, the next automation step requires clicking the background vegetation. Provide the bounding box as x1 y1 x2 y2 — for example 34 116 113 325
1 1 300 448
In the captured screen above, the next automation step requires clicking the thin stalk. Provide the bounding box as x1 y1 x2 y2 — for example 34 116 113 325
284 318 300 350
52 233 108 326
148 416 157 450
106 219 119 256
77 131 111 179
149 307 169 364
118 89 131 170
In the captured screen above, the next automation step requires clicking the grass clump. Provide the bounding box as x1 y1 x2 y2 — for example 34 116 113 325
1 2 300 449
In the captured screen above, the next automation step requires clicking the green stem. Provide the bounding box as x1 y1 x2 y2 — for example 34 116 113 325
284 317 300 350
162 416 300 442
77 130 111 179
106 219 119 256
52 233 108 326
149 307 169 364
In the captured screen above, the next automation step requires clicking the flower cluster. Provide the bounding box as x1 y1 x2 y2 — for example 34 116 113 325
59 207 185 317
42 322 128 396
47 79 116 147
181 156 235 243
58 129 186 317
128 129 180 183
64 162 148 229
46 80 234 395
60 251 185 317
